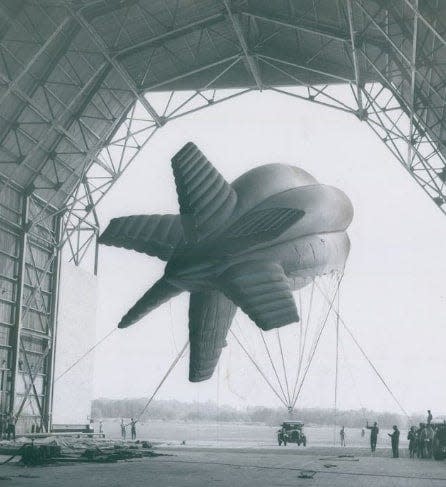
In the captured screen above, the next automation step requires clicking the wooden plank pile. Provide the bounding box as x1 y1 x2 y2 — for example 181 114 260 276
0 437 163 466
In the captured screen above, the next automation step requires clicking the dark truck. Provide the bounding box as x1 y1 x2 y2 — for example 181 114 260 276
277 420 307 446
433 422 446 460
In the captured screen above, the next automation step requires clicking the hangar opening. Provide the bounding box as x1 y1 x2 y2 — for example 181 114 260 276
0 0 445 434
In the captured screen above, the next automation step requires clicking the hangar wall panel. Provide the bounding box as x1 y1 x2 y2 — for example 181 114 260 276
52 260 97 425
0 186 22 415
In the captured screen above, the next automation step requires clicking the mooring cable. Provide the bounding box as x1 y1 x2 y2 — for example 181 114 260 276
315 281 410 419
133 340 189 423
276 329 292 407
291 278 315 405
54 327 117 382
259 330 289 406
333 285 340 445
230 328 289 408
339 333 367 416
291 274 343 408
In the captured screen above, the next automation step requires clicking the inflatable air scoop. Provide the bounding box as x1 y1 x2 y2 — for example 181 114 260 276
99 143 353 382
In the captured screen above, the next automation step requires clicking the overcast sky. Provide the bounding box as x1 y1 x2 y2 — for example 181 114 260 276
75 87 446 415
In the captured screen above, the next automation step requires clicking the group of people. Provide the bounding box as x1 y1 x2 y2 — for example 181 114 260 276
407 410 435 459
0 412 16 441
339 421 400 457
339 410 436 459
120 418 137 440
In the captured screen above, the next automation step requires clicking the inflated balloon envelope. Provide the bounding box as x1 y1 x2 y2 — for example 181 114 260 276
99 142 353 382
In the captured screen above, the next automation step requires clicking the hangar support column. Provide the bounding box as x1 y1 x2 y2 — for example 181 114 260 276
0 188 61 433
8 194 29 422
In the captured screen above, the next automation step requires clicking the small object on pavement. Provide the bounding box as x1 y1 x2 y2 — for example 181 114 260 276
298 470 316 479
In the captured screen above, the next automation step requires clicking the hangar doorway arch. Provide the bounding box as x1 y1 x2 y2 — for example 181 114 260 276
0 0 445 431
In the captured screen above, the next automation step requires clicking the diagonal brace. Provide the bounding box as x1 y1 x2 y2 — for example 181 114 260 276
223 0 262 90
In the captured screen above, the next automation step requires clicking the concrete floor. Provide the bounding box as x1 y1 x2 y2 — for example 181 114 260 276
1 447 445 486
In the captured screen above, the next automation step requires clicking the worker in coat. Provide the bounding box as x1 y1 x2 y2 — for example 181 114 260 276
388 425 400 458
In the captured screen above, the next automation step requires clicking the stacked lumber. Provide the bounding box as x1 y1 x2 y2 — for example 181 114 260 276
0 437 162 466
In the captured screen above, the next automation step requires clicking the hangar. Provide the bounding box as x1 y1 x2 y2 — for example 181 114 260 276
0 0 444 432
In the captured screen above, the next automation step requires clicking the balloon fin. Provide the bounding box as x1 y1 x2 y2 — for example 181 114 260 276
171 142 237 242
99 215 183 261
219 261 299 331
188 290 236 382
221 207 305 253
119 278 182 328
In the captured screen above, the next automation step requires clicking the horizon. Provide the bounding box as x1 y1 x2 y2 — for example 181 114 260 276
91 397 443 419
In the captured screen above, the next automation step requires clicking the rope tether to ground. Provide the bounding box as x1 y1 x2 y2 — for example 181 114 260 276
290 274 343 408
259 330 289 405
231 273 343 411
55 327 118 382
54 327 188 427
132 340 189 424
276 328 292 406
54 273 407 423
230 326 289 409
289 274 338 407
315 281 410 419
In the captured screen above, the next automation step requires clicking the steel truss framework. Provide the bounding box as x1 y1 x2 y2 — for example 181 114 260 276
0 187 59 431
0 0 445 431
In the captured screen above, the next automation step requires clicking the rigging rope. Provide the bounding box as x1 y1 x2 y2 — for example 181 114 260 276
342 319 410 419
339 334 367 417
133 340 189 423
230 327 288 408
234 316 286 403
315 282 410 419
276 328 292 407
169 301 179 353
291 274 343 408
259 330 289 406
291 278 316 405
296 289 304 391
302 281 315 361
54 324 188 425
333 284 340 445
55 327 117 382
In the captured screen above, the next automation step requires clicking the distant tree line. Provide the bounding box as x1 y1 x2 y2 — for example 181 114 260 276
91 398 423 429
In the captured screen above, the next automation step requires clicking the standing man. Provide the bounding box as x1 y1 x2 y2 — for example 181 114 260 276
366 421 379 452
6 413 16 441
427 410 433 425
130 418 137 440
407 426 417 459
340 426 346 447
120 419 126 440
388 425 400 458
425 423 434 458
418 423 426 458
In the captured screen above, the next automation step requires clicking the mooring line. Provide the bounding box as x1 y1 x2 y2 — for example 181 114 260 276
291 274 343 408
55 327 117 382
133 340 189 423
259 330 289 406
315 282 410 419
230 328 288 409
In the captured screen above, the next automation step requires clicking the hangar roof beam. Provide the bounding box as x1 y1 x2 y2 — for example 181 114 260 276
346 0 364 116
115 12 226 58
223 0 262 91
67 6 164 128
